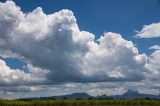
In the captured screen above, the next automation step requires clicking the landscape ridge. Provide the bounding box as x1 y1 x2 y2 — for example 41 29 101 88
18 90 160 100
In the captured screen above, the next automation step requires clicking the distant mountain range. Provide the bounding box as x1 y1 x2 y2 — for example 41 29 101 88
97 90 160 99
18 90 160 100
53 92 92 99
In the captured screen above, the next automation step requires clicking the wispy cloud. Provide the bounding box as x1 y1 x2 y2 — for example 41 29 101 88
135 22 160 38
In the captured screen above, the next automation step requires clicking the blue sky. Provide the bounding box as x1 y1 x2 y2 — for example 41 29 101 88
0 0 160 98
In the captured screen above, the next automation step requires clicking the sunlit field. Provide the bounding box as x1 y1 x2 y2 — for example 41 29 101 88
0 98 159 106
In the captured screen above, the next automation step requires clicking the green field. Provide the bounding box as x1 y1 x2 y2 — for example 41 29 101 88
0 99 160 106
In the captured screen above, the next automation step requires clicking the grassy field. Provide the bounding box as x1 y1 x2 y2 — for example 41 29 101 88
0 99 159 106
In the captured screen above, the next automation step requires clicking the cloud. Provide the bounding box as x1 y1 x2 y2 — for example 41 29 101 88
149 45 160 50
88 87 126 96
134 20 160 85
87 81 160 96
0 85 44 92
135 22 160 38
0 58 31 85
134 20 160 88
81 32 148 82
0 0 149 87
0 58 46 86
146 49 160 80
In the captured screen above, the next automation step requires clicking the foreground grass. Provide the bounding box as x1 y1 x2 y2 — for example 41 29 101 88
0 99 160 106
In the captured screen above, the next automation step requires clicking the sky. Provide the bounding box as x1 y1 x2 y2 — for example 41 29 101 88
0 0 160 99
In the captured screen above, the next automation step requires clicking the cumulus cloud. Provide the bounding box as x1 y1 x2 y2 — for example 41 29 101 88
0 58 46 86
81 32 148 82
146 49 160 79
135 22 160 38
0 58 31 85
134 21 160 88
0 0 149 87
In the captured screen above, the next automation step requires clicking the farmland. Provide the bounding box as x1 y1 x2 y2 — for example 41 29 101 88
0 98 159 106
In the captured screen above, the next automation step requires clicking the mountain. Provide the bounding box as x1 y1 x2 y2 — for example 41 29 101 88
97 90 160 99
53 92 93 99
18 90 159 100
18 92 93 100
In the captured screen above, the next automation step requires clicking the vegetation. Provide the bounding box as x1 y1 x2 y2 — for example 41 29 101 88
0 98 159 106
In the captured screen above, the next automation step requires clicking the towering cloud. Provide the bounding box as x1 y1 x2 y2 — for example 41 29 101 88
0 1 149 86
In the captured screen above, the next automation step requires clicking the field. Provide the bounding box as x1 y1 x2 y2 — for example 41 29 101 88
0 99 160 106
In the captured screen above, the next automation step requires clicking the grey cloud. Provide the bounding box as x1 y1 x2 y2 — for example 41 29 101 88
0 86 45 92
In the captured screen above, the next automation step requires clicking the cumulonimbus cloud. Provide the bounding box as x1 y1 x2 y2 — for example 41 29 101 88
0 1 149 86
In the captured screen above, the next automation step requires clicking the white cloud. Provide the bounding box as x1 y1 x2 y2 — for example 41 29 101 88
134 21 160 89
149 45 160 50
146 49 160 79
0 58 31 85
88 87 126 96
81 32 148 82
135 22 160 38
134 21 160 91
0 1 149 86
148 46 160 78
0 58 47 86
